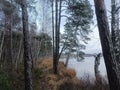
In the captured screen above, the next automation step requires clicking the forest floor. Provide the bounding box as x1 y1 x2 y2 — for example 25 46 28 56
0 57 109 90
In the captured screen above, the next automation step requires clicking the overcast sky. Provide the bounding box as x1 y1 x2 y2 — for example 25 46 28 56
83 0 111 54
60 0 111 54
34 0 113 54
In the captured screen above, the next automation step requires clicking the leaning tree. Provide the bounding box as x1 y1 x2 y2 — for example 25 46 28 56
94 0 120 90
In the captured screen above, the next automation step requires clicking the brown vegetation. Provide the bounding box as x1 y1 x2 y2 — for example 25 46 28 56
35 57 109 90
0 57 109 90
36 57 79 90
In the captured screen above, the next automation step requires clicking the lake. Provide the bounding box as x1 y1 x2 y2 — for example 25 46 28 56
60 57 107 80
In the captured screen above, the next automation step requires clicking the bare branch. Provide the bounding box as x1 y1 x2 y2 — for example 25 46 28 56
116 6 120 12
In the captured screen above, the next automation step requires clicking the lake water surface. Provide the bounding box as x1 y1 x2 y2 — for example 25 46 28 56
60 57 107 79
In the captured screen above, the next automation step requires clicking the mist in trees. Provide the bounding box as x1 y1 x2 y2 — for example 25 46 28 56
52 0 93 73
61 0 93 65
0 0 120 90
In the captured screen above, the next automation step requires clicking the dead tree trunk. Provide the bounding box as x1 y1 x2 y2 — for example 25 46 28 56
21 0 33 90
65 51 71 67
94 53 101 81
94 0 120 90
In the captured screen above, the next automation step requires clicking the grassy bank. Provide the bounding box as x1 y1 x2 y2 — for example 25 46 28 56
0 57 109 90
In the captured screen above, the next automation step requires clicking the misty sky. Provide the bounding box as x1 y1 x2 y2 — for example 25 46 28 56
84 0 111 54
34 0 115 54
60 0 111 54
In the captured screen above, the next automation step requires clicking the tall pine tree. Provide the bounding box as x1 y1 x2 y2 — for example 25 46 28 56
21 0 33 90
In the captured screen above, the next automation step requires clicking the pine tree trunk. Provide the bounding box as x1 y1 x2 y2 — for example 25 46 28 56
94 0 120 90
111 0 120 67
53 0 59 74
10 13 13 64
0 25 5 60
21 0 33 90
52 0 55 62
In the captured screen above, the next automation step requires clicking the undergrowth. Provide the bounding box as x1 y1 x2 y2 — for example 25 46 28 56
0 58 109 90
0 73 9 90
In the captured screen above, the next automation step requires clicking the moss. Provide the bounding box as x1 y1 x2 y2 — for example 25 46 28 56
0 73 9 90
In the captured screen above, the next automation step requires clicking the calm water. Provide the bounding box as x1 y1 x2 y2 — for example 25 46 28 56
60 57 107 79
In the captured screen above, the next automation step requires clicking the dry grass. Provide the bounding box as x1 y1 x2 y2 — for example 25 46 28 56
36 57 109 90
0 57 109 90
36 57 79 90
